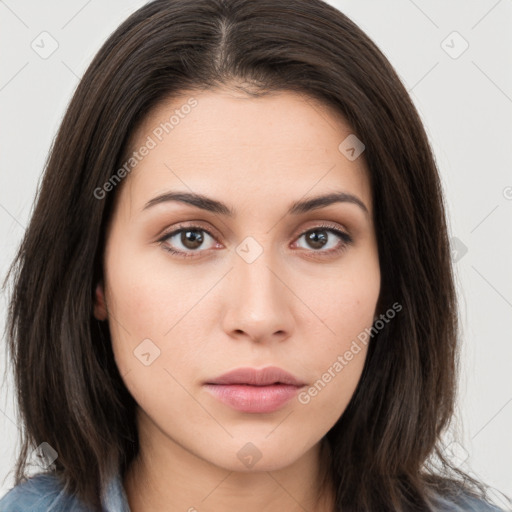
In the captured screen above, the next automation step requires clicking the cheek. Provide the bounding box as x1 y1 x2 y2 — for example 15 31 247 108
295 286 374 425
103 259 208 426
297 256 379 416
297 345 367 428
103 237 219 388
103 238 174 367
313 252 380 344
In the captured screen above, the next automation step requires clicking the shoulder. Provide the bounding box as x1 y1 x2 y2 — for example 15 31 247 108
0 473 90 512
432 489 509 512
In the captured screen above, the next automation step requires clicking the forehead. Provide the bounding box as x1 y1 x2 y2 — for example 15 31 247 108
120 88 372 217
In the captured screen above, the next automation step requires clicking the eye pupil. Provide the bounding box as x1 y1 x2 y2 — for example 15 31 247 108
181 229 204 249
306 230 328 249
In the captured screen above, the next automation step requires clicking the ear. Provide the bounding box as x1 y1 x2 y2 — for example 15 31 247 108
93 281 108 321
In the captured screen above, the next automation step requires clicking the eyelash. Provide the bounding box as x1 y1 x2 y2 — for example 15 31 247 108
157 222 353 259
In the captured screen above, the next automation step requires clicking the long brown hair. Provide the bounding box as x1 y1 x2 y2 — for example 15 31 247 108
3 0 507 510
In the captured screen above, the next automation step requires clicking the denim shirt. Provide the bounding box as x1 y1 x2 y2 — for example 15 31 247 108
0 471 130 512
0 470 508 511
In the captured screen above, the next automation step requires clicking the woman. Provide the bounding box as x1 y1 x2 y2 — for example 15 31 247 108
1 0 509 510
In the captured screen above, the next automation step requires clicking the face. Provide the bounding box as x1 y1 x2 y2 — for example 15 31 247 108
94 87 380 473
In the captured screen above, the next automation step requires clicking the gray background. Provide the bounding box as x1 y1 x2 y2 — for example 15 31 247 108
1 0 511 505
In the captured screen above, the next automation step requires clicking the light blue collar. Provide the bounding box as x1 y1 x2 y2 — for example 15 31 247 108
101 471 131 511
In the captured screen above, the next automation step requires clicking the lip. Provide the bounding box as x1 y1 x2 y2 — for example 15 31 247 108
205 366 306 387
204 366 306 413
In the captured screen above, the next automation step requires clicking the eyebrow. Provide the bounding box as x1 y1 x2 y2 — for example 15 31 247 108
142 190 369 217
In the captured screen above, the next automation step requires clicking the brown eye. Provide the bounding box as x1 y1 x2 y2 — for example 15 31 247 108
159 226 218 257
295 226 353 255
304 229 329 250
177 229 204 250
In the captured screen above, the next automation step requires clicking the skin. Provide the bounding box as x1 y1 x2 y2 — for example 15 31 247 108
94 86 381 511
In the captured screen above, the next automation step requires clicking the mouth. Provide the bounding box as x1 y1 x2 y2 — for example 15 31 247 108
203 383 303 413
203 366 306 413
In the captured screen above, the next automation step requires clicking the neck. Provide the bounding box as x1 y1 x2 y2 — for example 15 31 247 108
123 412 335 512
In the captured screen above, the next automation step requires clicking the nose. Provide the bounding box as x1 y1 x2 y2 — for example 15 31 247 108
220 244 295 344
